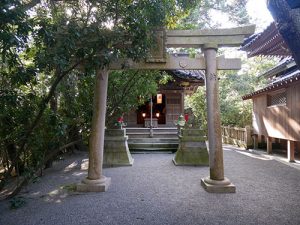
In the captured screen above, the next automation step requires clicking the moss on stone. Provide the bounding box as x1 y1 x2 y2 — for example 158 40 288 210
173 128 209 166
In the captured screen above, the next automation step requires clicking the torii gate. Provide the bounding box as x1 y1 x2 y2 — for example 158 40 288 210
77 25 255 193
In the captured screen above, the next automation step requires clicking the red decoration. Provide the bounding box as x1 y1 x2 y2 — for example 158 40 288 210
184 114 189 122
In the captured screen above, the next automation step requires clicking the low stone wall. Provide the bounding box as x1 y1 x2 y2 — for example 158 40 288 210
173 129 209 166
103 129 134 167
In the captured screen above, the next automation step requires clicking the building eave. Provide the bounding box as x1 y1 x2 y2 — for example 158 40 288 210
258 58 296 79
240 22 292 58
242 71 300 100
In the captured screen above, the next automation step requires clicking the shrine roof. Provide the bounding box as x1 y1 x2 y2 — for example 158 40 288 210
242 69 300 100
240 22 291 58
241 22 300 100
258 58 295 79
172 70 205 82
162 69 205 93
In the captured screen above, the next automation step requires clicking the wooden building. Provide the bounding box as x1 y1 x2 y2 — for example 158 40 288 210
241 23 300 161
124 70 204 127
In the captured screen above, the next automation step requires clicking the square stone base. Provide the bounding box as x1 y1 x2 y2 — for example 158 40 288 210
77 177 111 192
201 178 236 193
172 149 209 166
104 157 134 167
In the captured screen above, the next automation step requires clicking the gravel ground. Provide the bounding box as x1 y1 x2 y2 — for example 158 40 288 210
1 145 300 225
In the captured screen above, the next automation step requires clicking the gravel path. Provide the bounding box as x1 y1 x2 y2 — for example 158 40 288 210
1 145 300 225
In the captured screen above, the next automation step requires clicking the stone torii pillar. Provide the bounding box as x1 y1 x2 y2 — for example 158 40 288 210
77 25 255 193
200 44 235 193
77 68 111 192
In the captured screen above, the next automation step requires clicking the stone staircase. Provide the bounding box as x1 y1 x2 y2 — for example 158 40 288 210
125 127 179 152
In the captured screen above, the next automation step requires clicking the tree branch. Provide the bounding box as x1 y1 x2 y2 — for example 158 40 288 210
18 60 82 155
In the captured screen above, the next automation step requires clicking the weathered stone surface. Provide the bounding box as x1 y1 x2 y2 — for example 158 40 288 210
105 129 126 136
166 25 255 48
203 46 225 181
103 129 134 167
181 129 206 136
109 55 241 70
180 136 207 142
77 176 111 192
173 129 209 166
201 176 236 193
77 69 111 192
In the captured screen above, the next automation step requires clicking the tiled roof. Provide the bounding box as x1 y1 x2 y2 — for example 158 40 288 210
172 70 205 82
240 22 291 57
258 57 295 79
242 70 300 100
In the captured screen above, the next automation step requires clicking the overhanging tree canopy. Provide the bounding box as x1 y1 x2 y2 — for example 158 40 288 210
0 0 199 195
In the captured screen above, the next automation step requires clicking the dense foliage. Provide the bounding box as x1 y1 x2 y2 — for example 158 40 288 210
186 56 278 129
0 0 198 194
0 0 280 197
177 0 250 29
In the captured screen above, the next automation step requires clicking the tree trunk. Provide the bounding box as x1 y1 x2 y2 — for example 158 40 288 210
267 0 300 66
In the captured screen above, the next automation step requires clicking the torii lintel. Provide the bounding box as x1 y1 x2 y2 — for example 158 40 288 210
109 55 241 70
109 25 255 71
165 25 256 48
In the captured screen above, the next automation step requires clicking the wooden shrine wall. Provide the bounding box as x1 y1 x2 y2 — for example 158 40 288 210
123 91 184 127
165 92 183 126
252 83 300 141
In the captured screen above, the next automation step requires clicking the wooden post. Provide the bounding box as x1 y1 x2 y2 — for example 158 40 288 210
287 140 295 162
245 126 252 149
201 44 235 193
267 136 273 154
253 134 258 149
181 91 185 114
257 134 263 149
77 68 111 192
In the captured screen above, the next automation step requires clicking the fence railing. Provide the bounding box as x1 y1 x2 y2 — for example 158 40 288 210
221 125 253 149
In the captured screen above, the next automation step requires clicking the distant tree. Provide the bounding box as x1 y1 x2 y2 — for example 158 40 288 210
186 56 278 128
106 70 163 127
178 0 250 29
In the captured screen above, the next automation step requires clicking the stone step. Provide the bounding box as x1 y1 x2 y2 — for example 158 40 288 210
128 142 178 150
125 128 178 134
130 147 177 152
126 127 179 152
126 133 178 139
128 138 179 144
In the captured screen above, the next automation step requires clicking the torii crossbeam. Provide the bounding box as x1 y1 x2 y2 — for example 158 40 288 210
76 25 255 193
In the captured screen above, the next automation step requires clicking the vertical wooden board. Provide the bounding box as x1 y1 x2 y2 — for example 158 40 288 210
259 95 268 136
287 86 293 140
125 110 138 126
265 106 272 137
295 83 300 141
253 97 263 135
265 95 286 139
269 105 289 139
283 105 289 139
253 97 259 134
165 93 181 124
260 85 300 141
290 84 300 141
296 84 300 141
263 95 268 136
